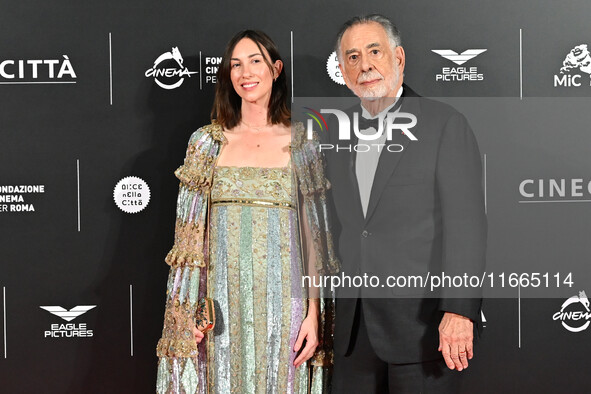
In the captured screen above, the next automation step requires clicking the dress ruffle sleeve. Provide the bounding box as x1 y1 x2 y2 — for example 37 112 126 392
157 124 224 394
291 122 340 392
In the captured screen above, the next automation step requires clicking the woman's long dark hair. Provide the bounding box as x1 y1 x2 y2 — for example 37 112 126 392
211 30 290 129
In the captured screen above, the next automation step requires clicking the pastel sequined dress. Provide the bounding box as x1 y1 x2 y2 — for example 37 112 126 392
206 164 312 393
156 123 338 394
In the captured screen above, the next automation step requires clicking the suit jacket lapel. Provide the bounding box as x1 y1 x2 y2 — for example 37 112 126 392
364 85 422 223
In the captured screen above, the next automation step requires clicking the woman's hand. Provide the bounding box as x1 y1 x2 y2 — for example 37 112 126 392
293 300 320 367
192 325 205 344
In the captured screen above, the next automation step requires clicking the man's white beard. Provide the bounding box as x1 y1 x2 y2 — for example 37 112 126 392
346 68 399 100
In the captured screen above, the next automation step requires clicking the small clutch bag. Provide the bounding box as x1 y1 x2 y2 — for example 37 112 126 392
196 297 215 333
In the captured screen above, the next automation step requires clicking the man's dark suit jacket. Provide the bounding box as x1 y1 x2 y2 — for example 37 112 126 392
322 85 487 364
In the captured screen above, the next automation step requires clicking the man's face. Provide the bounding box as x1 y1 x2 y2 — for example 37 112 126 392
338 22 405 100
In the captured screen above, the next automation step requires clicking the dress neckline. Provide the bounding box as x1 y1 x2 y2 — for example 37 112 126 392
216 165 289 170
215 160 291 171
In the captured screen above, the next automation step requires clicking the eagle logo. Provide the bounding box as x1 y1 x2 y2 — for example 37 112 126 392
40 305 97 322
432 49 487 65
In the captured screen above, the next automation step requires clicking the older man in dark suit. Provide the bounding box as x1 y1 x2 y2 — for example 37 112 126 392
323 14 487 393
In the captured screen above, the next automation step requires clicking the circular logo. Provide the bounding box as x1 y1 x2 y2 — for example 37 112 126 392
113 176 150 214
326 51 345 85
145 47 198 90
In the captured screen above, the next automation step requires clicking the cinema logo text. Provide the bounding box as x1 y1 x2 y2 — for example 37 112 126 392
554 44 591 87
518 178 591 202
553 291 590 333
145 47 198 89
432 49 487 82
40 305 96 338
0 55 76 84
0 184 45 213
304 107 417 152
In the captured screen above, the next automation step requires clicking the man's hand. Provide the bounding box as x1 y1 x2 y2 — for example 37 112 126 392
438 312 474 371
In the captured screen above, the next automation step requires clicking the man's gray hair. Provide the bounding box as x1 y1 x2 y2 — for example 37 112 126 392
335 14 402 63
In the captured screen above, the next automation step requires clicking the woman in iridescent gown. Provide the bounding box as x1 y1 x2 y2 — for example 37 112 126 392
156 30 338 394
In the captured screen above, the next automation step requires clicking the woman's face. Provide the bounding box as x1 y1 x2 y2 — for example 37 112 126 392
230 38 282 107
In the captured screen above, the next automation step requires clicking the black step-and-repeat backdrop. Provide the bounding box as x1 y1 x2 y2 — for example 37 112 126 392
2 1 591 393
